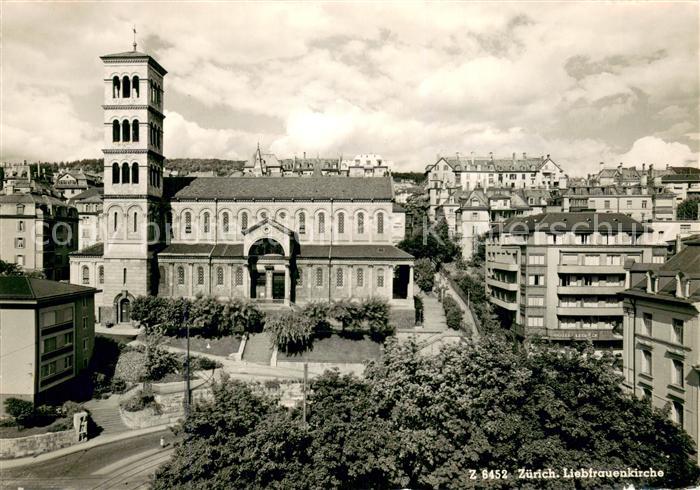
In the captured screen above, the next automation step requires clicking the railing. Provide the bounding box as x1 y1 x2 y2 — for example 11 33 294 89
437 265 482 334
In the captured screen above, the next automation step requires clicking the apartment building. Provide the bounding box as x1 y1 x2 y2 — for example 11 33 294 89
485 212 667 348
0 193 78 280
69 187 104 250
0 277 96 414
561 184 677 222
620 240 700 461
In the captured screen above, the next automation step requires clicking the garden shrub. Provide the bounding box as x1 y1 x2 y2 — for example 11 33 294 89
114 349 147 383
190 356 221 371
120 388 160 413
110 378 128 394
47 418 72 433
414 258 435 292
264 310 314 353
4 398 35 427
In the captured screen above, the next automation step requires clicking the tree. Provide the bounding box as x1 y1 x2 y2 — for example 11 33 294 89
414 258 435 292
264 310 314 353
678 198 699 220
398 218 460 266
154 337 700 489
0 260 44 278
4 398 35 427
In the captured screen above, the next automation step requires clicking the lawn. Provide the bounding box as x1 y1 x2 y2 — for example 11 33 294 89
162 335 242 357
278 334 381 363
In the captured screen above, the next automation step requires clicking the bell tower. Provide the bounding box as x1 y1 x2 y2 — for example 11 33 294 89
99 43 167 322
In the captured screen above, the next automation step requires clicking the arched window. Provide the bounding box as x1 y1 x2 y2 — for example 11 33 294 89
132 119 139 142
316 268 323 287
222 213 230 233
122 75 131 98
121 163 130 183
337 213 345 234
112 120 120 142
336 268 344 287
357 212 364 234
377 269 385 287
318 213 325 234
112 76 120 98
298 212 306 234
235 267 243 286
122 120 131 142
132 76 140 97
357 268 364 287
178 267 185 285
113 211 118 232
197 266 204 285
216 267 224 286
203 212 210 233
132 211 138 233
112 163 120 184
81 266 90 285
184 212 192 234
16 204 25 215
98 266 104 284
131 163 139 183
377 212 384 234
241 212 248 231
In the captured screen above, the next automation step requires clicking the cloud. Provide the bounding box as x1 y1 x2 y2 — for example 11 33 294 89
618 136 698 167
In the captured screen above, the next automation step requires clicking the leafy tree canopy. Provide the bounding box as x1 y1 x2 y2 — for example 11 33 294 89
0 260 45 278
678 198 699 220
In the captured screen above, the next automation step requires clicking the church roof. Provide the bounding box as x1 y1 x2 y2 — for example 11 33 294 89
170 176 393 201
298 245 414 260
100 50 167 75
71 242 104 257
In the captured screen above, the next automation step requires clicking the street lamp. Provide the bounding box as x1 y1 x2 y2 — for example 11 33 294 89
184 309 191 416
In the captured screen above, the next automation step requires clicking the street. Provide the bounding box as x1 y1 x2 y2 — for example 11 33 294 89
1 429 176 489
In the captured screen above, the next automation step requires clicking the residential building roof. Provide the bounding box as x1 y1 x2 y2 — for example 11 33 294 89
170 176 394 201
70 187 104 203
494 212 647 235
427 154 560 173
0 277 96 302
71 242 104 257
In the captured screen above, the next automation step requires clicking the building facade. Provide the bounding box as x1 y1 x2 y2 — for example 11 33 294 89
70 48 415 328
620 240 700 461
0 277 96 414
70 187 104 250
485 212 667 348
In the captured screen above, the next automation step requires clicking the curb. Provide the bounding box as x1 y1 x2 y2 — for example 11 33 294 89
0 423 174 470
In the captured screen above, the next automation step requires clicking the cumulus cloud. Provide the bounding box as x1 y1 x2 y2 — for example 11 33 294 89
618 136 698 168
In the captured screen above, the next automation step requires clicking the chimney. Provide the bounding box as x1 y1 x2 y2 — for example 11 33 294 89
676 234 683 254
456 151 460 159
512 152 516 161
470 151 475 164
642 163 646 172
303 151 306 160
666 163 670 170
489 152 493 161
618 162 623 169
522 152 527 160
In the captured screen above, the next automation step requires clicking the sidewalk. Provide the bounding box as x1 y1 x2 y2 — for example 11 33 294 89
0 423 173 470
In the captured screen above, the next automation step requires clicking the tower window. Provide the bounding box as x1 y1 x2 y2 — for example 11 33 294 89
113 212 118 232
98 266 104 284
122 75 131 98
112 163 120 184
132 120 139 142
184 212 192 234
222 212 230 233
197 267 204 285
132 76 140 97
122 120 131 142
298 212 306 234
216 267 224 286
112 120 120 142
112 76 120 98
132 211 138 233
121 163 130 183
178 266 185 285
123 268 127 285
357 212 364 234
131 163 139 184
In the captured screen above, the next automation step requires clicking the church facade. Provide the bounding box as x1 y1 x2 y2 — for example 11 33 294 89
69 48 415 327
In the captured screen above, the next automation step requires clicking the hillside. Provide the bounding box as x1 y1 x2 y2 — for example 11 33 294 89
19 158 248 177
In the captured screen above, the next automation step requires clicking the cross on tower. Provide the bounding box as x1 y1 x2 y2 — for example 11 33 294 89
132 26 137 51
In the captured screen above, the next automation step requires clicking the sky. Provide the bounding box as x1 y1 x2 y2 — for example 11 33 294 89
1 2 698 175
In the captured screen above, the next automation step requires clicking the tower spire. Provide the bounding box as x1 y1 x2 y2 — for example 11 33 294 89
132 26 137 51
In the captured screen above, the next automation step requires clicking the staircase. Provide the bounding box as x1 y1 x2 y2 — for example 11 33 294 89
84 394 129 434
241 332 273 365
421 294 448 330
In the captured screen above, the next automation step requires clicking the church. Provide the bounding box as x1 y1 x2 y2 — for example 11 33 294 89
69 47 416 328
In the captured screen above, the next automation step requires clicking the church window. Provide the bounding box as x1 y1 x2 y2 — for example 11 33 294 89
122 75 131 98
132 120 139 142
377 212 384 234
241 212 248 231
131 163 139 184
222 212 230 233
235 267 243 286
357 212 364 234
112 76 120 98
298 212 306 234
197 267 204 285
178 267 185 285
357 268 364 287
98 266 104 284
123 268 127 285
81 266 90 285
132 76 140 97
297 268 303 287
203 212 210 233
377 269 384 288
216 267 224 286
337 213 345 234
121 163 130 183
112 120 120 142
316 268 323 287
132 211 138 233
112 163 120 184
122 120 131 142
184 212 192 234
318 213 325 234
336 268 344 287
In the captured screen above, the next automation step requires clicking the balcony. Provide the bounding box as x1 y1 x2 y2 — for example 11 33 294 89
491 296 518 311
489 260 519 272
524 327 620 342
558 265 623 274
486 278 519 291
557 285 622 295
556 306 623 316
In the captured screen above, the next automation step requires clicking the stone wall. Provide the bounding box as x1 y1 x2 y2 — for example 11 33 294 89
0 429 78 460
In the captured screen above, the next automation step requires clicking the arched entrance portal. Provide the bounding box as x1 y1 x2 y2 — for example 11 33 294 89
118 298 131 323
247 238 290 303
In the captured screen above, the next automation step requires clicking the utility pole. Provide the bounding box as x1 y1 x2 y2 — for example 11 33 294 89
302 362 308 427
184 309 191 416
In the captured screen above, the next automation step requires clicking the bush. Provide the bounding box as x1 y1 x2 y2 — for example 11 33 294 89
264 310 314 353
144 345 180 382
190 356 222 371
110 378 128 394
330 300 363 331
47 418 72 433
264 379 281 391
302 302 331 331
414 258 435 292
120 388 160 413
442 296 464 330
61 401 85 418
361 297 392 338
4 398 34 427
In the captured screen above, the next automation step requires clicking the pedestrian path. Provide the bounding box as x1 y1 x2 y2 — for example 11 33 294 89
241 332 273 364
421 293 448 330
84 394 129 435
